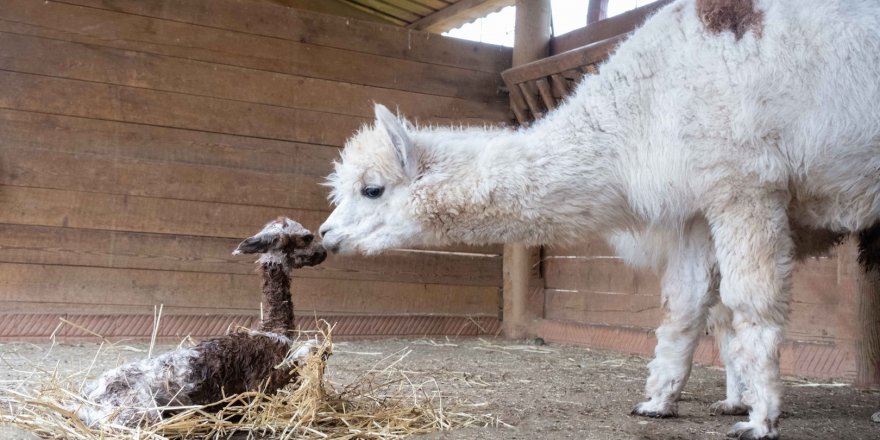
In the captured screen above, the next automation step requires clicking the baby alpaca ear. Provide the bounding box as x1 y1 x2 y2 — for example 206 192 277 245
374 104 417 177
232 235 275 255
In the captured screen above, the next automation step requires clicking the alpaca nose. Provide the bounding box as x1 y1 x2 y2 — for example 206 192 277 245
319 225 331 239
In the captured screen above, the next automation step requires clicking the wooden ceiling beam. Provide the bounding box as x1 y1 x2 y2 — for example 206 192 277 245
339 0 410 25
407 0 514 33
344 0 422 22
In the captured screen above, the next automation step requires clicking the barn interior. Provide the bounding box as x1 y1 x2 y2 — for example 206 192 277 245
0 0 878 438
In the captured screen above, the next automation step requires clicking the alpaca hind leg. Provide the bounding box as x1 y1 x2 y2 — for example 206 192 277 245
708 303 749 416
632 220 716 418
709 191 792 440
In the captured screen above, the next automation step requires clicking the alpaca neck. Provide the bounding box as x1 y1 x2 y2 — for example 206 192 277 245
257 256 294 336
410 109 625 245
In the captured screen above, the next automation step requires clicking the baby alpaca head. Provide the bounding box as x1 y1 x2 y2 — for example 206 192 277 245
234 217 327 268
320 104 428 255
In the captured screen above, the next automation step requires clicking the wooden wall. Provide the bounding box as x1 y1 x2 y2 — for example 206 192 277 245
541 237 867 382
0 0 512 340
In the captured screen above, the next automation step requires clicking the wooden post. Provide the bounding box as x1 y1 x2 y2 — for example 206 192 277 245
856 228 880 388
503 0 551 339
587 0 609 24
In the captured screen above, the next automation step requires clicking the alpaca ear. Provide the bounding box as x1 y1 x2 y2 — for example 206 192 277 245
232 235 274 255
374 104 417 176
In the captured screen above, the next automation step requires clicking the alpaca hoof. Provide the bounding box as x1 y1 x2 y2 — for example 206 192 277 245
726 421 779 440
631 401 677 418
710 400 749 416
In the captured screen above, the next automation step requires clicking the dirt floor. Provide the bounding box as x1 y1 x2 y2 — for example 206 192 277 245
1 337 878 440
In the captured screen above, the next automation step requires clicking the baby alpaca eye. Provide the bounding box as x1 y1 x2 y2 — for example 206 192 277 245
361 185 385 199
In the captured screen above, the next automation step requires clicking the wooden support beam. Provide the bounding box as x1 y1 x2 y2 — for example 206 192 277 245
503 0 551 340
264 0 393 24
856 227 880 388
408 0 514 33
587 0 609 24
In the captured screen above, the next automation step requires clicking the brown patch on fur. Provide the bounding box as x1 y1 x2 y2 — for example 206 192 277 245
858 224 880 271
188 332 294 404
259 262 295 335
696 0 763 40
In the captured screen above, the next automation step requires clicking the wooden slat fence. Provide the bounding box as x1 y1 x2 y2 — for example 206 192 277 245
0 0 512 340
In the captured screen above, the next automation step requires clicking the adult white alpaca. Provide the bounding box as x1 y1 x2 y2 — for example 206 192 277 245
320 0 880 438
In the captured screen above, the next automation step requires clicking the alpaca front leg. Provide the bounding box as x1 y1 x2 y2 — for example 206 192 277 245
632 221 716 418
709 193 792 440
708 304 749 416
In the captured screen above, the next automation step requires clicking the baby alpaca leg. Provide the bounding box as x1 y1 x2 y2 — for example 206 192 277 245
632 220 716 418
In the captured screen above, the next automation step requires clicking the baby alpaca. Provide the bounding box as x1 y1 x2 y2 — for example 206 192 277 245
74 217 326 427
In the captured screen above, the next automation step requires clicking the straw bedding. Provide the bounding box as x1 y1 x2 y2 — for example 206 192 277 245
0 322 502 439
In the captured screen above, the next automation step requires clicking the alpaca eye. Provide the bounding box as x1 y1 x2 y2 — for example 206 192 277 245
361 185 384 199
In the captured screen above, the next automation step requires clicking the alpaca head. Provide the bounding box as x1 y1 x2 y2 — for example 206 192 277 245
319 104 428 255
234 217 327 268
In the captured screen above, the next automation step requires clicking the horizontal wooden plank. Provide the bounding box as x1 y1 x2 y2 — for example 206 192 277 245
0 108 338 176
58 0 512 73
408 0 514 32
543 257 660 295
544 235 616 257
0 185 501 254
1 145 330 211
0 224 502 286
791 256 841 305
544 288 662 328
544 292 840 345
0 185 326 239
0 70 363 146
788 302 838 344
502 35 621 87
0 0 504 102
0 31 508 122
0 263 500 315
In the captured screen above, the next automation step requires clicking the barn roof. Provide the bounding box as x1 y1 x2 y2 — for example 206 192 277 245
269 0 514 32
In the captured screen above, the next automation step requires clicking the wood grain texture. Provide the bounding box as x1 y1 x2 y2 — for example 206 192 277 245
0 0 509 327
0 109 338 176
56 0 511 73
0 185 327 239
0 70 362 146
0 263 500 316
1 146 331 211
543 234 615 257
538 319 855 380
543 257 660 295
0 31 508 122
544 288 662 327
409 0 514 32
856 233 880 386
0 224 501 286
0 0 506 102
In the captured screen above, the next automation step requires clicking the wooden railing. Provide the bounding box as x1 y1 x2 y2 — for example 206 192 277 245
500 0 669 125
501 36 622 124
